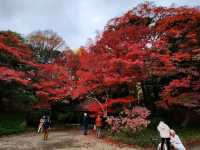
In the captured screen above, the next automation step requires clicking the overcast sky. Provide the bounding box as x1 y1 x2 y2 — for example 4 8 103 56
0 0 199 49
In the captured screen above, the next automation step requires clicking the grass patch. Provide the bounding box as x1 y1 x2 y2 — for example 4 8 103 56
177 127 200 143
0 112 27 136
111 125 200 148
112 127 159 147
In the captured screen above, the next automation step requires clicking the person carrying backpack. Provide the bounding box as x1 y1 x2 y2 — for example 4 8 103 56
43 116 50 140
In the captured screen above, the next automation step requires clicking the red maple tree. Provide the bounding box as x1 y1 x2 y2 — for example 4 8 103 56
0 31 35 85
73 3 200 113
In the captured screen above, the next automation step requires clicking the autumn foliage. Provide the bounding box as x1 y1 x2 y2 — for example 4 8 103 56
82 96 134 113
0 3 200 117
0 31 34 85
74 3 200 112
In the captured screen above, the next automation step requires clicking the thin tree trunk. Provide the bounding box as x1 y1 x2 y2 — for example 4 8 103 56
181 111 190 127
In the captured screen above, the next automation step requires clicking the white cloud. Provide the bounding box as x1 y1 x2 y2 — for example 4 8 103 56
0 0 199 49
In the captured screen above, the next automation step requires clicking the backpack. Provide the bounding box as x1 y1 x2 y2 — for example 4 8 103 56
43 119 50 129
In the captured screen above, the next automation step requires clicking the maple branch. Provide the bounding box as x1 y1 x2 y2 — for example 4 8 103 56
86 95 106 116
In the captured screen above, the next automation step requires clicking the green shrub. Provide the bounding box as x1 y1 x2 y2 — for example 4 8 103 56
55 111 81 123
0 112 26 135
113 127 159 147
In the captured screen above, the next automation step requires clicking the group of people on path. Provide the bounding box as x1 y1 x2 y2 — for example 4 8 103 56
37 113 185 150
82 112 103 138
38 112 103 141
157 121 185 150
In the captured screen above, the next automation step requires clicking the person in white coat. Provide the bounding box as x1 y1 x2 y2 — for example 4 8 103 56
170 129 186 150
157 121 171 150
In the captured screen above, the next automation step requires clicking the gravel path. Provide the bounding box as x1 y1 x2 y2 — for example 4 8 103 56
0 130 139 150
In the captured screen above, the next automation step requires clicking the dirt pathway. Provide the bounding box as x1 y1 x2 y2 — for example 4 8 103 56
0 130 199 150
0 130 139 150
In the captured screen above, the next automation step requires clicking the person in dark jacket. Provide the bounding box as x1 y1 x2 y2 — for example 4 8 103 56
83 113 89 135
43 116 50 140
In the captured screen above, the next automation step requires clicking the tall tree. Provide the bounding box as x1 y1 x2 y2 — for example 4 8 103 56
0 31 38 111
73 3 200 120
26 30 65 63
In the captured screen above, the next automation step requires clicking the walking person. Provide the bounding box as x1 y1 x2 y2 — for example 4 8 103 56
83 113 89 135
157 121 171 150
43 116 50 140
38 115 45 133
170 129 185 150
95 114 102 138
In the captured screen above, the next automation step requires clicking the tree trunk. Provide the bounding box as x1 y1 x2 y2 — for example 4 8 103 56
181 111 190 127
